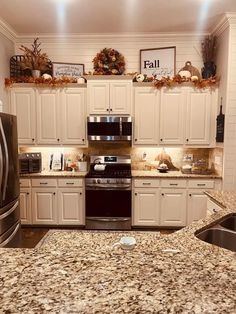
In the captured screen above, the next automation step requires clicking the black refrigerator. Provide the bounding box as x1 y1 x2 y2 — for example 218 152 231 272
0 112 21 247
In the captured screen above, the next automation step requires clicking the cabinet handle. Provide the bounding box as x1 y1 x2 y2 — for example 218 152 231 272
142 182 151 185
197 184 206 186
161 193 164 196
66 182 74 185
213 208 217 213
170 183 178 186
40 182 48 185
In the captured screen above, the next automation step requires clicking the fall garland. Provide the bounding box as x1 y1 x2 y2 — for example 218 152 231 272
153 75 219 89
93 48 125 75
5 76 77 88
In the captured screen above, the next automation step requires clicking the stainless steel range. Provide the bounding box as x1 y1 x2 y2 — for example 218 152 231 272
85 155 131 230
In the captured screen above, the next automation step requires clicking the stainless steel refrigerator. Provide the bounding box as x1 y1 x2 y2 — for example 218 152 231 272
0 112 21 247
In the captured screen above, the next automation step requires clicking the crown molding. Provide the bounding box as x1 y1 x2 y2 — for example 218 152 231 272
211 13 236 36
0 18 17 42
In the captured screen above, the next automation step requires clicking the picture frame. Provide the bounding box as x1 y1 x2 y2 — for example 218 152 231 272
140 46 176 78
52 62 84 78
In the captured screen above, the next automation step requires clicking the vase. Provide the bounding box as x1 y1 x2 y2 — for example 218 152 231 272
201 62 216 79
31 70 41 78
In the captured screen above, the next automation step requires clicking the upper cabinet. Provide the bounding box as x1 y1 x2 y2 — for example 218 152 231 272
133 85 217 147
10 88 36 145
87 80 132 115
9 87 87 146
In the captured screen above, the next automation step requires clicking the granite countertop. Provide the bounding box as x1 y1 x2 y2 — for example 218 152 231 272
132 170 222 179
205 190 236 209
20 170 88 178
0 193 235 313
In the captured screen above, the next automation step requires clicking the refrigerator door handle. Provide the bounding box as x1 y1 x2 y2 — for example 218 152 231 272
0 223 20 248
0 201 19 220
0 117 9 201
0 136 3 203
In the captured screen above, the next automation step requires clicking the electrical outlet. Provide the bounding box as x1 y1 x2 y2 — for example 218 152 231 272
215 156 221 165
142 152 147 161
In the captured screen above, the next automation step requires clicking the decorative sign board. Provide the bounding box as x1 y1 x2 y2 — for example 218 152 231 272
52 62 84 78
140 46 176 78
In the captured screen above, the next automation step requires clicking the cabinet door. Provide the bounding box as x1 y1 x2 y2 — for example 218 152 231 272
185 89 211 145
87 82 109 114
32 188 57 224
187 190 207 224
58 188 84 225
110 82 132 114
10 88 36 144
160 88 184 144
160 189 186 227
36 89 60 144
133 188 159 226
20 188 32 225
61 88 86 145
134 88 159 145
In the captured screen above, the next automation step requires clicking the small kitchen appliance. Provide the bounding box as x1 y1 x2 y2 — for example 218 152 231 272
85 155 132 230
19 152 42 174
49 152 64 171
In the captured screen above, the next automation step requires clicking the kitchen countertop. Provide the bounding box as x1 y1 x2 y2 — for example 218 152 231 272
20 170 222 179
132 170 222 179
0 193 235 313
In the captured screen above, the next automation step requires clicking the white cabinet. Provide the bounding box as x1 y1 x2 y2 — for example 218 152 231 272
58 188 84 225
36 89 60 145
32 188 57 225
134 87 159 145
185 89 211 145
187 191 207 224
61 88 86 145
87 80 132 115
159 189 187 227
20 188 32 225
160 88 185 144
133 188 159 226
10 88 36 144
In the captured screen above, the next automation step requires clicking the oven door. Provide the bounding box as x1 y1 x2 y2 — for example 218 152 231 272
85 186 131 230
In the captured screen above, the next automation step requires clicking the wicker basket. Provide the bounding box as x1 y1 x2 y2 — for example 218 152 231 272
178 61 201 79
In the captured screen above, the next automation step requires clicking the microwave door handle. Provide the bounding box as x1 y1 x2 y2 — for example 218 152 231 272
0 118 8 201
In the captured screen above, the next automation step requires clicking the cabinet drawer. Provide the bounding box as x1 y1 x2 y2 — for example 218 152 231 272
134 179 159 188
31 178 57 187
161 179 186 188
58 178 83 187
20 178 31 188
188 180 214 189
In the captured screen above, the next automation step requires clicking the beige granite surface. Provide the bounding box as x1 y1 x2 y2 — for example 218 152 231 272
20 171 88 178
205 190 236 209
132 170 222 179
0 194 235 313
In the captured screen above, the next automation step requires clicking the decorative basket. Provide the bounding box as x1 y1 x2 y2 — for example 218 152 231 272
178 61 201 79
10 55 53 78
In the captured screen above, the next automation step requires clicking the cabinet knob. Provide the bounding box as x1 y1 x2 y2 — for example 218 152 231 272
80 192 82 195
161 193 164 196
82 139 85 142
57 138 60 142
160 138 163 141
106 109 109 111
110 108 112 111
27 192 30 195
32 138 35 142
53 192 56 195
134 139 137 142
186 139 189 142
134 193 137 196
189 194 192 197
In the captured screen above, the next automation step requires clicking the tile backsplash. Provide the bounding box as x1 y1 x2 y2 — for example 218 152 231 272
19 144 223 175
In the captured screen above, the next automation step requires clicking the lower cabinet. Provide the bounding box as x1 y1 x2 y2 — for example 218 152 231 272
58 188 84 225
133 178 218 227
20 178 85 226
160 189 187 227
133 189 159 226
32 188 57 224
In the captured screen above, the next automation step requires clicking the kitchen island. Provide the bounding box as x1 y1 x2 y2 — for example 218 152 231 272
0 192 235 313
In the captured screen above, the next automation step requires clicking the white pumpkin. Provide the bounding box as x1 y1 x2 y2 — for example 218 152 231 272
178 70 191 78
42 73 52 80
136 74 145 82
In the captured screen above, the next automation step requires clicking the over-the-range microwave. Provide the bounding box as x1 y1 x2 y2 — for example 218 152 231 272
87 116 132 142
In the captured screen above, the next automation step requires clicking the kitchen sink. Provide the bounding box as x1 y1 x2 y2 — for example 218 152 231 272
196 228 236 252
219 214 236 232
195 214 236 252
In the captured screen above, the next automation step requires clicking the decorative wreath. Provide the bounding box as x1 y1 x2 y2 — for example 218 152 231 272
93 48 125 75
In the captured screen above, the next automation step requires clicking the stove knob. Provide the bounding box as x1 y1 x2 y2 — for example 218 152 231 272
97 179 101 184
107 179 110 184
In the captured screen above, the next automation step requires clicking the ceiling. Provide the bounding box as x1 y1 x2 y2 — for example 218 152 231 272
0 0 236 35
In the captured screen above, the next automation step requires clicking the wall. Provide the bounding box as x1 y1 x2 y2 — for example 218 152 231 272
14 34 204 74
0 33 14 111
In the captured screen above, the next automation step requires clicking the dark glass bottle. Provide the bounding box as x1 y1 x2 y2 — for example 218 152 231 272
216 98 225 142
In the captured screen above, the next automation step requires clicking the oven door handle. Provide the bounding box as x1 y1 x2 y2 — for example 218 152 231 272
86 185 131 190
86 217 130 222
